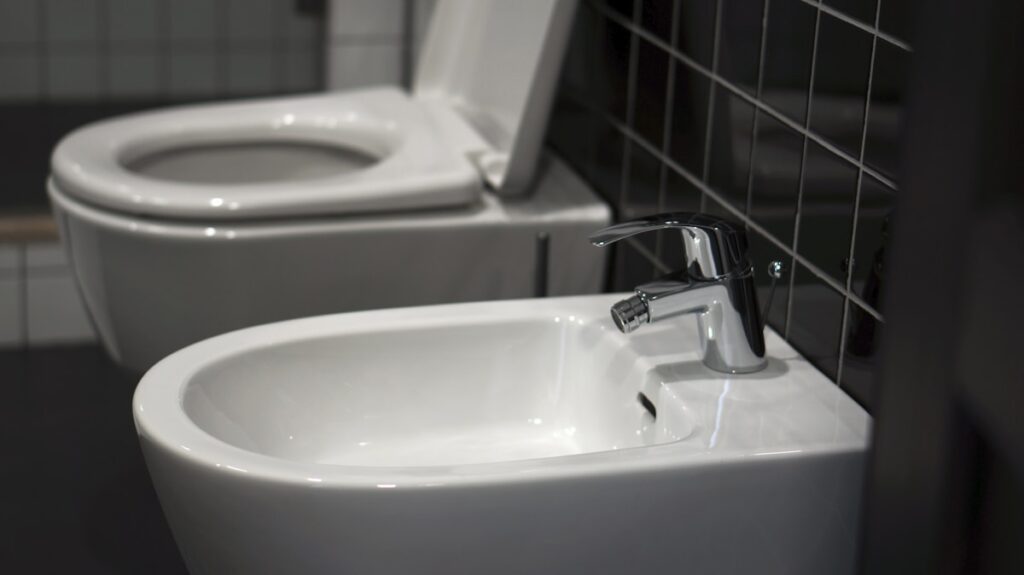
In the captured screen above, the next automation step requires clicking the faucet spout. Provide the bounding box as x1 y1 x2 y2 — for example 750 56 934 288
611 271 708 333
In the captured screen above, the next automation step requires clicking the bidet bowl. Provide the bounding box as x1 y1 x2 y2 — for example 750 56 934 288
134 295 870 575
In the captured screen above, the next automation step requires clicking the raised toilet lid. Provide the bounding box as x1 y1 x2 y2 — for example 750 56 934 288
415 0 578 195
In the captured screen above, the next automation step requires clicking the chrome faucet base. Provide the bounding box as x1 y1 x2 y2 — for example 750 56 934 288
592 213 768 374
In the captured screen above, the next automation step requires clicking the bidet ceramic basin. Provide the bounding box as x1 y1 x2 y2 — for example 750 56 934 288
134 295 870 575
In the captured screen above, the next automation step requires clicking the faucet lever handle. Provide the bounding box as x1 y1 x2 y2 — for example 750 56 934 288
589 212 750 279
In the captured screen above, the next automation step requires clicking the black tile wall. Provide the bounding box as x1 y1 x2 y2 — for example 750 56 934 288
761 0 816 125
811 12 873 160
864 40 908 180
707 90 755 211
667 63 710 175
824 0 877 26
878 0 915 42
716 0 763 96
548 0 912 410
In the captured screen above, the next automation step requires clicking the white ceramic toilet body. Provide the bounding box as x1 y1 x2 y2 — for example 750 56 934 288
49 1 605 373
49 151 607 373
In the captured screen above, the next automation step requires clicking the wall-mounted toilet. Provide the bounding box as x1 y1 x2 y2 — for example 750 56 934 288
48 0 608 373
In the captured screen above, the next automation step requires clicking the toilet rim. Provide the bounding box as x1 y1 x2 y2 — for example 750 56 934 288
117 112 399 174
48 178 496 241
50 89 483 221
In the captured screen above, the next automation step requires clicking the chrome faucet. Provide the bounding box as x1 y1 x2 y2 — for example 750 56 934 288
590 212 767 374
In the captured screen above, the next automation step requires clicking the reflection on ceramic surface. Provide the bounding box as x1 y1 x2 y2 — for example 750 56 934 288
136 294 869 575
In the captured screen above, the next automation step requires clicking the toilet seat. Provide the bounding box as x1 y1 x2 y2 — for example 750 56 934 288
52 1 578 222
51 88 485 220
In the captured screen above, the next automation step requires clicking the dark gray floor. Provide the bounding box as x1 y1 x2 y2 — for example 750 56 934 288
0 345 188 573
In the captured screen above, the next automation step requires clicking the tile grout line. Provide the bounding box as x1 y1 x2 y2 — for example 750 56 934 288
325 34 409 44
784 0 824 339
594 1 900 194
743 0 772 221
743 0 788 333
835 0 883 386
17 244 28 349
98 0 109 101
215 0 230 97
401 0 415 90
627 237 672 274
36 0 49 101
275 0 289 93
699 0 724 212
617 0 643 212
157 0 170 99
560 89 885 324
654 0 681 272
613 0 643 284
798 0 911 52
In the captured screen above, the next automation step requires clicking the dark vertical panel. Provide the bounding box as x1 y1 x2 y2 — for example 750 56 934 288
859 0 1024 571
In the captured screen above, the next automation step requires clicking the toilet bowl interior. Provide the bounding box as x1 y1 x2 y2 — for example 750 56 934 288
124 140 379 185
119 123 391 186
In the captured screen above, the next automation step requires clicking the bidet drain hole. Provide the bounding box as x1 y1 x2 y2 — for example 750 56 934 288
637 392 657 419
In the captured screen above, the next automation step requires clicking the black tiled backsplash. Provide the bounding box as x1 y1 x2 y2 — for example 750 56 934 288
549 0 911 409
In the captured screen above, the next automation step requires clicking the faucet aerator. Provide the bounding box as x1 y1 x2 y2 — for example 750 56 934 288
611 296 649 333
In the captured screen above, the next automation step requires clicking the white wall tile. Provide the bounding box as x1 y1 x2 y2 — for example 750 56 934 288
45 0 99 44
326 43 402 90
227 0 276 42
46 52 101 99
108 52 161 97
0 0 39 43
106 0 159 46
26 273 95 345
0 245 19 272
329 0 404 39
0 276 23 347
286 46 319 91
26 242 67 269
227 48 277 95
412 0 437 64
169 49 219 97
286 8 320 49
168 0 219 42
0 53 41 100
